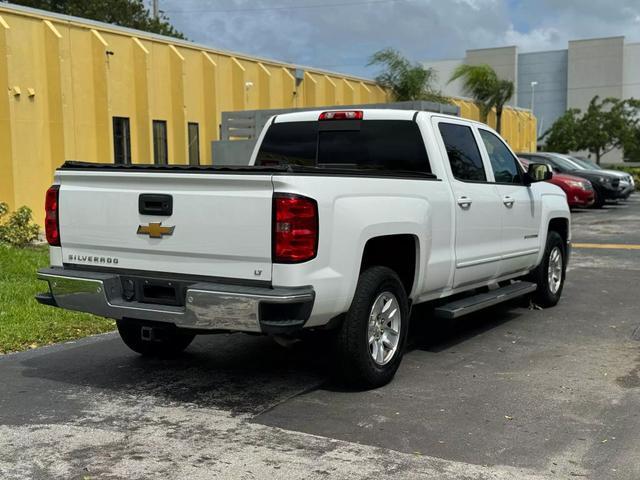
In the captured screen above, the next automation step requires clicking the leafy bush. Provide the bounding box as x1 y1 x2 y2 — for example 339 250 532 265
0 203 41 247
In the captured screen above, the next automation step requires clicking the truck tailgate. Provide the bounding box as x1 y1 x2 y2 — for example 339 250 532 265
57 171 274 282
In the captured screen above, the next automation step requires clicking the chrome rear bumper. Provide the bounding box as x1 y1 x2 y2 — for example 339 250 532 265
37 268 314 333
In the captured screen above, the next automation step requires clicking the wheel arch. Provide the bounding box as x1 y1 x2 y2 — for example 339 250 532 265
359 233 419 297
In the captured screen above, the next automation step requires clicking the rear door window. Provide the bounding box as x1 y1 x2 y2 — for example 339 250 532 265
438 123 486 182
256 120 431 173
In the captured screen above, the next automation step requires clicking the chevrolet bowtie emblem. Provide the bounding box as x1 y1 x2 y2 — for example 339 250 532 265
137 222 175 239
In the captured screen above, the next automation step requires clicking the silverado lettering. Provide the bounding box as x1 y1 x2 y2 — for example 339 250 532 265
68 255 119 264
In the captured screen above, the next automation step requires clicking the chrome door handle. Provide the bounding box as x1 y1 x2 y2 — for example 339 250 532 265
457 196 472 209
503 195 515 208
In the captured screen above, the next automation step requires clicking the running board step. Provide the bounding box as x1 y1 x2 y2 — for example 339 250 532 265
434 281 537 319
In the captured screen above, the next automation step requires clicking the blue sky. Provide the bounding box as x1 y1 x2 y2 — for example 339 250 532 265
157 0 640 78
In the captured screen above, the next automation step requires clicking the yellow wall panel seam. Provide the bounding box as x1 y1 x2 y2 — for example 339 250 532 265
0 15 13 208
169 43 186 164
91 28 111 163
43 19 65 183
133 36 151 164
202 51 217 165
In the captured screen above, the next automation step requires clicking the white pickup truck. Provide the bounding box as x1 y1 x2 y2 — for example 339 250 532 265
37 109 570 388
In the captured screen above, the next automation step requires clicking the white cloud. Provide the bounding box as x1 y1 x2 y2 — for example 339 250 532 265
503 25 562 52
161 0 640 77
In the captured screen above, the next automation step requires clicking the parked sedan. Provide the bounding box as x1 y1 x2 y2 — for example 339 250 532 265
518 152 623 208
519 158 594 208
562 155 634 198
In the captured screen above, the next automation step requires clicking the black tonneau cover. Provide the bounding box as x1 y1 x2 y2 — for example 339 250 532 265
59 161 437 180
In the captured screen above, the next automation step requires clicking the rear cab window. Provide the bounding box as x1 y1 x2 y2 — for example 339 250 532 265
256 119 431 174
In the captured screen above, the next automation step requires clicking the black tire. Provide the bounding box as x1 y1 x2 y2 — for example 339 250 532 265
527 231 566 308
591 188 605 209
117 320 195 357
334 266 409 389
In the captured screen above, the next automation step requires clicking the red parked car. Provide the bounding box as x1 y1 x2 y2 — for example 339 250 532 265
519 158 594 208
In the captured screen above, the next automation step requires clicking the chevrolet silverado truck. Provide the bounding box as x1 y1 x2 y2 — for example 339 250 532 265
37 109 571 388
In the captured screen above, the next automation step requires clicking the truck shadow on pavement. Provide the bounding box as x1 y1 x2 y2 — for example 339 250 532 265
408 303 524 353
16 304 529 415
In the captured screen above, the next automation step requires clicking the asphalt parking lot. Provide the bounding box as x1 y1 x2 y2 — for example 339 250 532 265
2 197 640 480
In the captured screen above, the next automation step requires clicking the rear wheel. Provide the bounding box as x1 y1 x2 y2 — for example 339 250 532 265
334 266 409 389
117 320 195 357
527 231 566 308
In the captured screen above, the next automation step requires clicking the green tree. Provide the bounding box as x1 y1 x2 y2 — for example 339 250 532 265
368 48 448 103
448 64 515 134
539 109 581 153
5 0 185 39
620 98 640 162
541 97 640 164
622 127 640 162
579 97 639 164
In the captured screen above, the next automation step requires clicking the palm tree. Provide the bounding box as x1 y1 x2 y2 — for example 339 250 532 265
369 48 449 103
491 79 515 134
449 64 514 134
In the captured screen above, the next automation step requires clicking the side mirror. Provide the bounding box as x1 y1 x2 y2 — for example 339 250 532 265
526 163 553 184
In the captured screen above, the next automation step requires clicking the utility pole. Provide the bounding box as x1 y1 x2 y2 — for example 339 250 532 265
152 0 159 19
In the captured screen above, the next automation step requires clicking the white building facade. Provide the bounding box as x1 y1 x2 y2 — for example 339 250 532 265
424 37 640 162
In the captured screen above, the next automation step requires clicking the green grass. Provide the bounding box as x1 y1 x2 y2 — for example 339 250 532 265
0 244 114 354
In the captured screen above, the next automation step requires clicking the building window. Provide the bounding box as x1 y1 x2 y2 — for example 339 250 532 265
153 120 168 165
188 122 200 166
112 117 131 164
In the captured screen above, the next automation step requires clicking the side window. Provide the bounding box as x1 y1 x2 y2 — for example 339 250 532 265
188 122 200 166
153 120 168 165
112 117 131 165
479 129 522 184
438 123 486 182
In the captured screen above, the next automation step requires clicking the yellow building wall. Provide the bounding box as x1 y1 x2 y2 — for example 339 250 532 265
0 6 536 227
450 98 537 153
0 6 389 225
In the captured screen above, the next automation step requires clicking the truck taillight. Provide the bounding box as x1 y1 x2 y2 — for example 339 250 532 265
45 185 60 246
273 193 318 263
318 110 363 121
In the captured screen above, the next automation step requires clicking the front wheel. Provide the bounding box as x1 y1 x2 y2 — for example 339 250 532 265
591 188 605 208
334 266 409 389
528 231 566 308
117 320 195 357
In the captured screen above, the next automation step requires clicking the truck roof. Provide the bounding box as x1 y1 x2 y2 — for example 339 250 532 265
273 108 470 124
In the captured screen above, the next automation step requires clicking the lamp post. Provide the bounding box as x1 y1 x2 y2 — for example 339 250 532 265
530 81 538 113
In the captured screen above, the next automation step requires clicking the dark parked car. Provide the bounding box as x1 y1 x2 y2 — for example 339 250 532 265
564 155 634 198
518 152 623 208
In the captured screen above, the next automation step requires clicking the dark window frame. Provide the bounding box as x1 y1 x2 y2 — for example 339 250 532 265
153 120 168 165
188 122 200 166
438 122 488 183
112 116 132 165
478 128 525 186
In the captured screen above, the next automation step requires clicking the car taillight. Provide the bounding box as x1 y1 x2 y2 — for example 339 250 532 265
318 110 363 121
45 185 60 246
273 193 318 263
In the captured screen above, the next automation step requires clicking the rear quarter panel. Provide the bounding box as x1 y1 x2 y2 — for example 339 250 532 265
271 175 454 327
